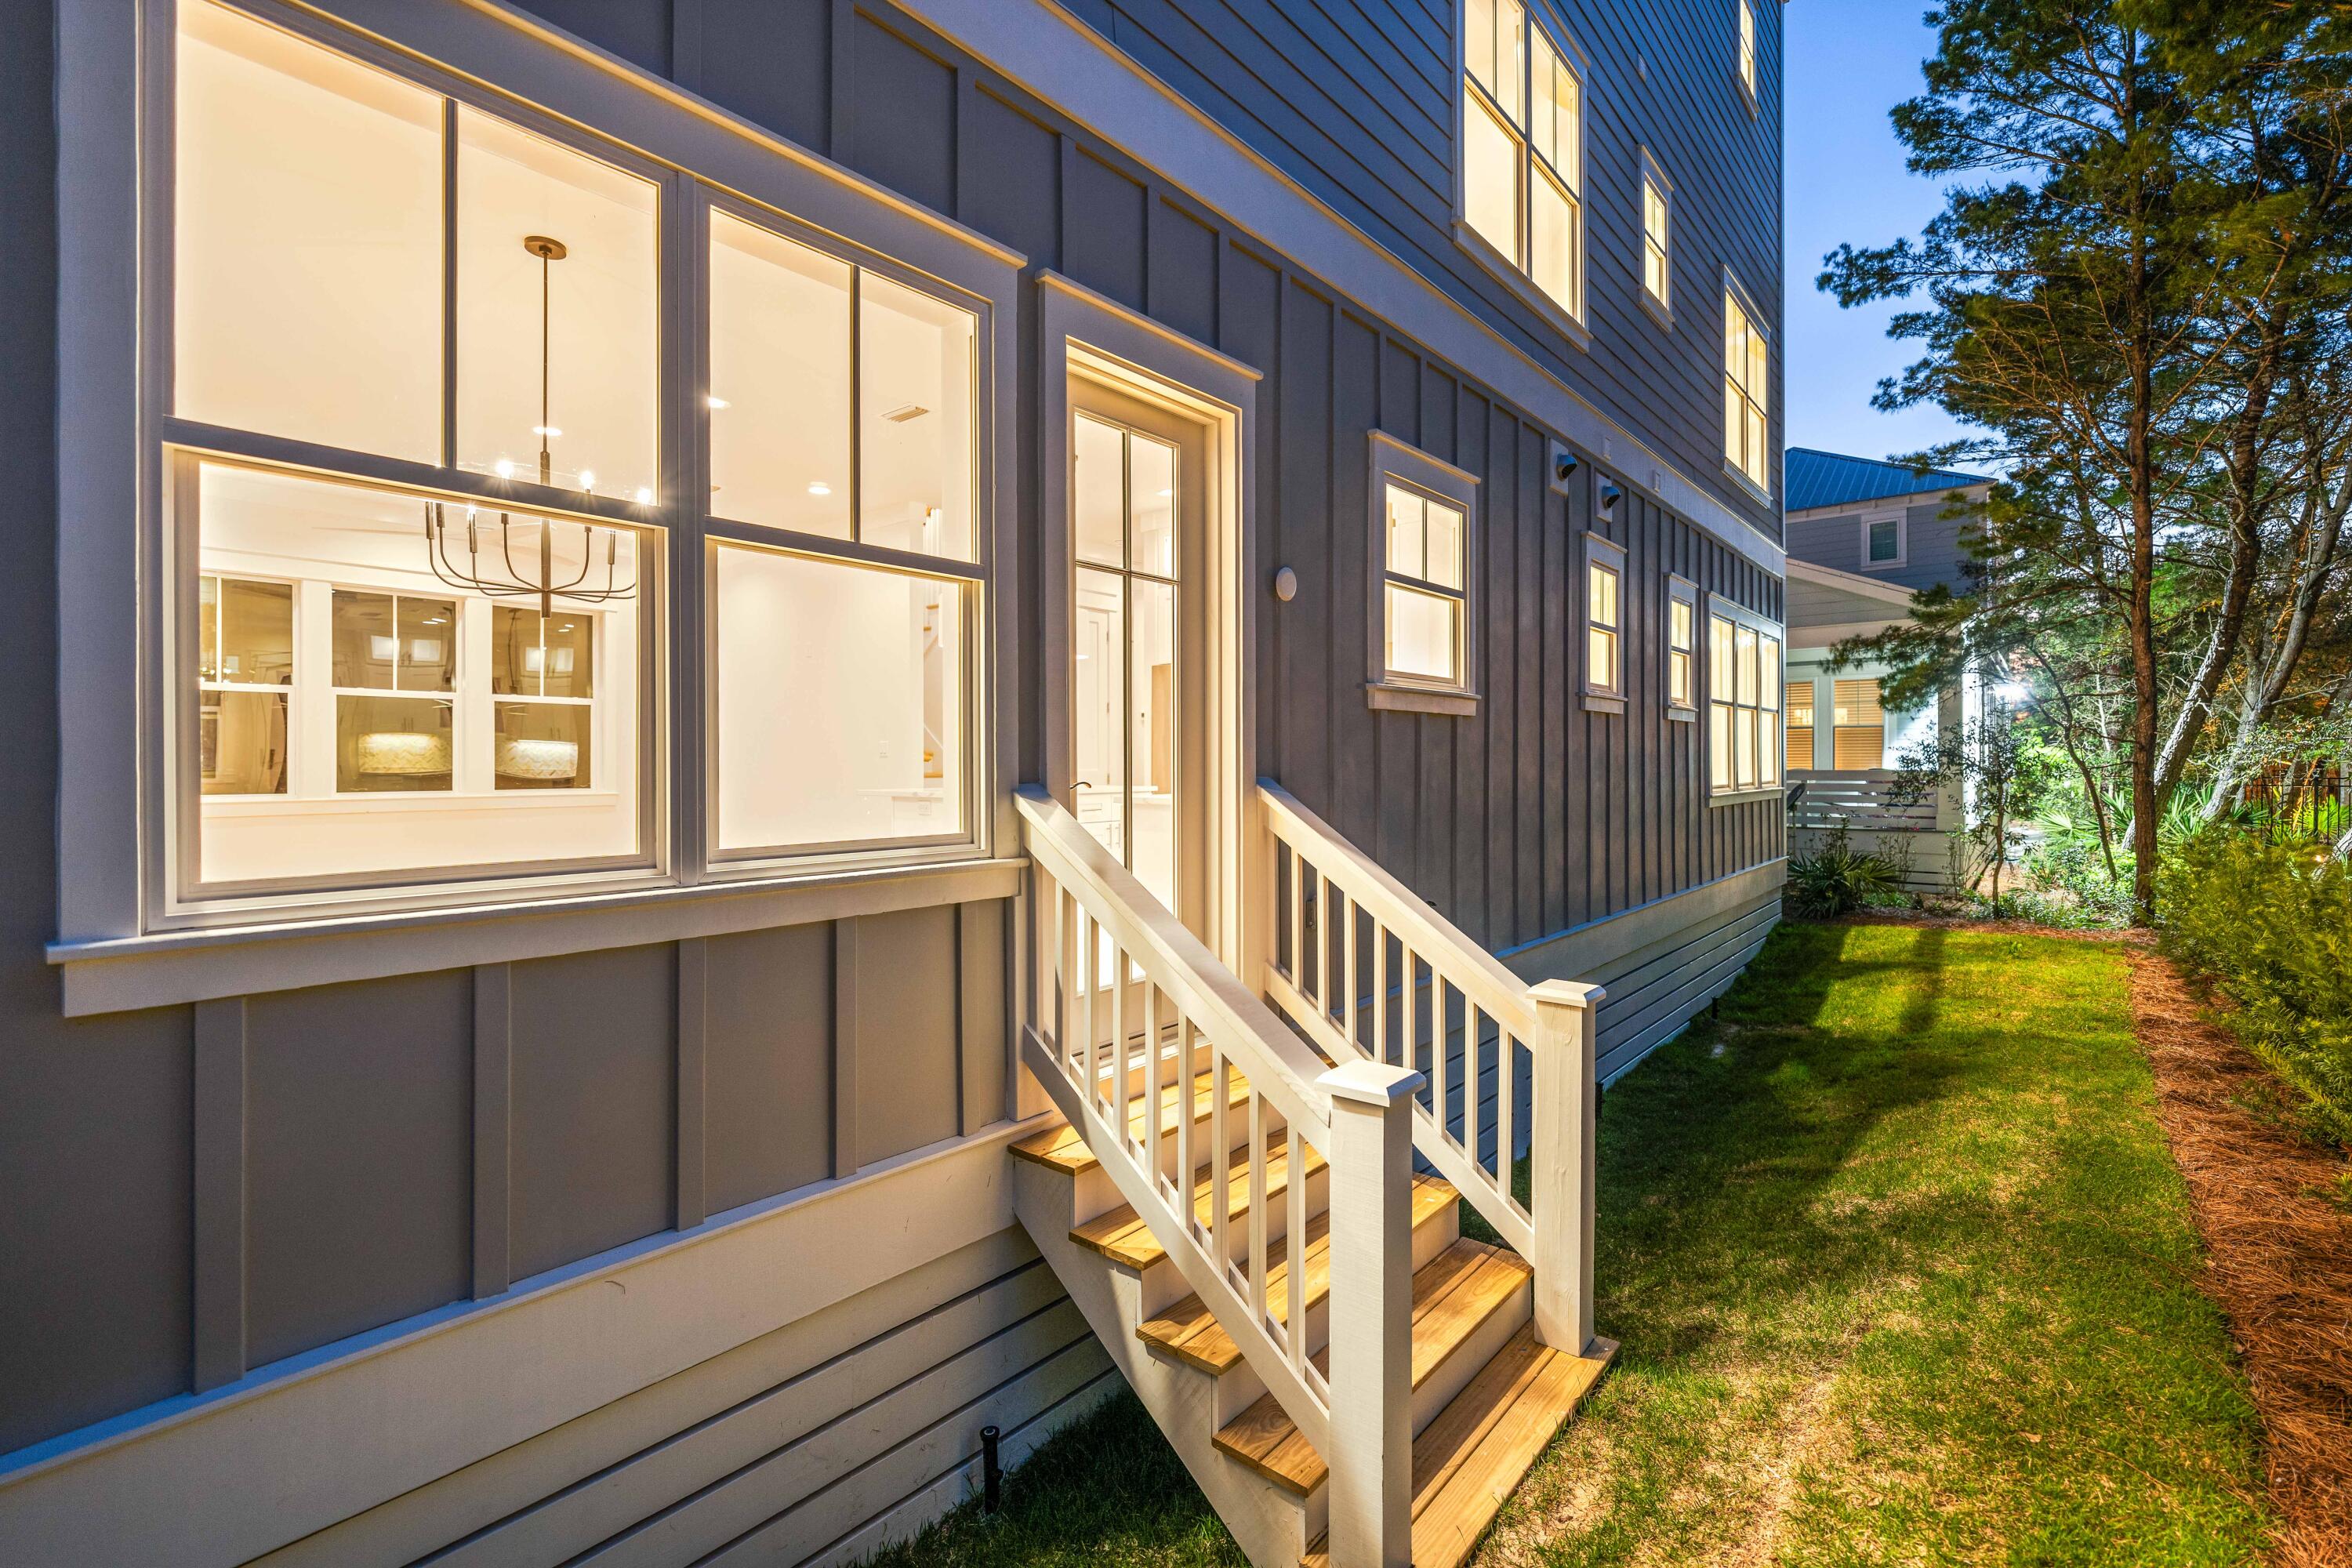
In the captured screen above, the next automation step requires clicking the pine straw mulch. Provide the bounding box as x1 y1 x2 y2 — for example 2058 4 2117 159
2126 950 2352 1566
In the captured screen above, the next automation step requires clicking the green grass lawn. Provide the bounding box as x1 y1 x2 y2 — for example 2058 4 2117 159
871 922 2272 1567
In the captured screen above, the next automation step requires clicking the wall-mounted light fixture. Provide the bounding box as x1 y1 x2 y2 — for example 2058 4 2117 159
1548 438 1581 496
1598 481 1624 518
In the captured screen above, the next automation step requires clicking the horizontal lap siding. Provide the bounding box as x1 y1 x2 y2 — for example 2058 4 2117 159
1084 0 1784 543
249 1231 1107 1568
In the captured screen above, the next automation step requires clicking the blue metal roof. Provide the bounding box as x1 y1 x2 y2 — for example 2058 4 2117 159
1784 448 1989 513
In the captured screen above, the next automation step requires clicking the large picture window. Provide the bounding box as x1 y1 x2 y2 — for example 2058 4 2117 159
1708 602 1782 797
173 2 662 899
156 0 997 923
1461 0 1584 321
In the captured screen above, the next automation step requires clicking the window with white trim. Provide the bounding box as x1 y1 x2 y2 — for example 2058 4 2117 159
1708 602 1782 795
1640 154 1672 316
162 0 987 916
705 205 978 862
1461 0 1584 320
1367 434 1480 714
1724 281 1771 493
1582 532 1626 706
1862 510 1906 568
1788 681 1816 769
1665 576 1698 716
1834 679 1886 770
1737 0 1759 101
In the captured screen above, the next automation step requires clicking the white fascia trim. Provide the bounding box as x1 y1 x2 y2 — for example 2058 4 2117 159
1785 619 1905 650
891 0 1786 575
1783 481 1990 524
1784 556 1916 606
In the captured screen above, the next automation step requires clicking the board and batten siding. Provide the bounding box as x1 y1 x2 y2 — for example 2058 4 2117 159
2 0 1784 1557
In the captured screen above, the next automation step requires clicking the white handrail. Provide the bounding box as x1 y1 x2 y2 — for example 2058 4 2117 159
1257 779 1602 1356
1018 786 1423 1504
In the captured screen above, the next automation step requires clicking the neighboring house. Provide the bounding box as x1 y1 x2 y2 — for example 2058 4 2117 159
0 4 1785 1567
1782 448 1992 890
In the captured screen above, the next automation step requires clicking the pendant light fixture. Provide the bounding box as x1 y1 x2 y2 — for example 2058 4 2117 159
423 234 638 616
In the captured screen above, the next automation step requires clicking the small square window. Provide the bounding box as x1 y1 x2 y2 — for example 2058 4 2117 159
1864 514 1904 566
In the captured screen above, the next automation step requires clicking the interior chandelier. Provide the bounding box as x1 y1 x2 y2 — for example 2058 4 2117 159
422 234 638 617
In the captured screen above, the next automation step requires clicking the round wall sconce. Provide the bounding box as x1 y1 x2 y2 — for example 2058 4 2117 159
1273 565 1298 602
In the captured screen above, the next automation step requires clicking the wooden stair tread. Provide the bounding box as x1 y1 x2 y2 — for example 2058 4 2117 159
1009 1067 1250 1177
1212 1239 1535 1495
1138 1174 1457 1374
1069 1131 1328 1272
1299 1327 1618 1568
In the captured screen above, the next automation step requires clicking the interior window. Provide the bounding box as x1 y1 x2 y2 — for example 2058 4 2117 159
1667 583 1696 708
190 463 649 882
1788 682 1816 770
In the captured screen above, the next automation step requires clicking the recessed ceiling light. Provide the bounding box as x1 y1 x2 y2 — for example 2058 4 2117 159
494 459 515 480
578 470 597 491
706 395 729 409
633 486 654 504
533 425 564 438
808 481 833 496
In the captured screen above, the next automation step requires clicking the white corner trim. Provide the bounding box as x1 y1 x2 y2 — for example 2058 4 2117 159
889 0 1786 575
0 1118 1051 1567
1784 556 1916 607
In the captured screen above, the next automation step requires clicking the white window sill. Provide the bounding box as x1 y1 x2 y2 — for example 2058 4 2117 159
1639 289 1674 332
49 855 1026 1017
1581 691 1625 716
1451 220 1593 354
1668 706 1698 724
1710 785 1786 808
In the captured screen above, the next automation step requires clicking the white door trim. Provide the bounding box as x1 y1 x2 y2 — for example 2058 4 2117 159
1036 272 1261 980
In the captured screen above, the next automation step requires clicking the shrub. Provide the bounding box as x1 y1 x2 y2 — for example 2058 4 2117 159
1786 826 1907 918
2158 833 2352 1150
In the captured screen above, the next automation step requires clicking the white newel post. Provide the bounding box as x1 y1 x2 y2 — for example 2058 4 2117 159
1526 978 1604 1356
1318 1058 1424 1568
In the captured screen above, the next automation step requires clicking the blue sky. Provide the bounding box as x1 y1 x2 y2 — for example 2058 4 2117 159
1783 1 1975 463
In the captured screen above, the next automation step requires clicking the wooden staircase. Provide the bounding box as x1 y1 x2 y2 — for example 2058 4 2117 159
1009 786 1614 1568
1012 1069 1613 1567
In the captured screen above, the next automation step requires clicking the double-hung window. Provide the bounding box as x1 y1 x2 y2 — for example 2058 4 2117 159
1581 532 1626 710
1788 681 1817 769
1834 679 1886 770
172 0 662 899
704 207 979 863
1861 510 1906 568
1724 279 1771 494
1367 434 1479 715
1665 576 1698 717
157 0 994 923
1737 0 1759 103
1461 0 1584 321
1708 602 1782 796
1640 152 1672 319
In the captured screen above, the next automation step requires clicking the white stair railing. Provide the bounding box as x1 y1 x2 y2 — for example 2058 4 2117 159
1258 780 1603 1356
1016 786 1419 1565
